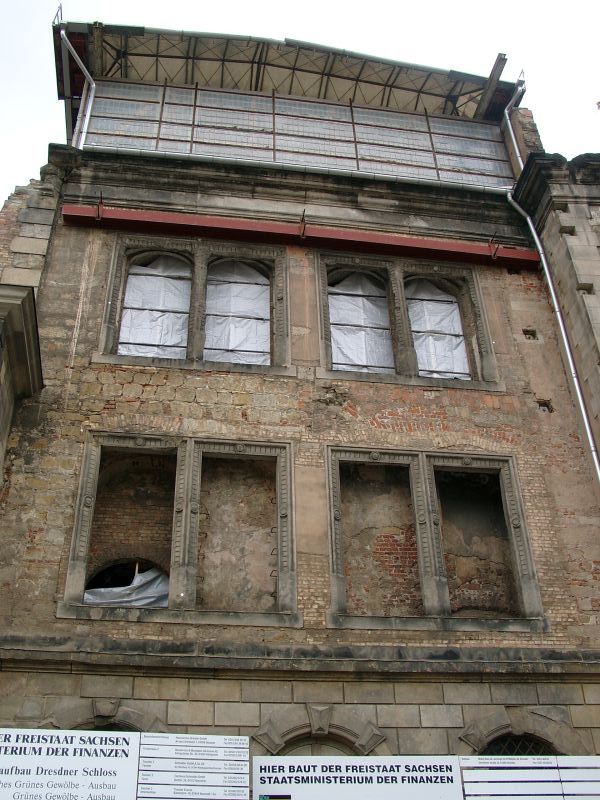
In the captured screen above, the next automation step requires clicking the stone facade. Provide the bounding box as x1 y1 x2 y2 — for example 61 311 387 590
0 25 599 765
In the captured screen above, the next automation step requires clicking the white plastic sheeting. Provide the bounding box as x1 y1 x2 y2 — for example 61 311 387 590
118 255 192 359
88 82 514 189
328 273 395 373
83 567 169 607
203 260 270 364
406 278 470 379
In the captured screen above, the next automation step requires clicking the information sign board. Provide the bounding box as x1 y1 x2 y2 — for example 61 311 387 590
0 730 249 800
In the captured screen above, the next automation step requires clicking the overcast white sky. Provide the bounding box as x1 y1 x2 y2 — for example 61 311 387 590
1 0 598 202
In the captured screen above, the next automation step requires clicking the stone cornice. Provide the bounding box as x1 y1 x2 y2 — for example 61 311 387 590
0 635 598 676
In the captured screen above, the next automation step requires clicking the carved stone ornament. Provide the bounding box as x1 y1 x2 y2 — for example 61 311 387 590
307 704 333 735
254 719 286 754
354 721 386 755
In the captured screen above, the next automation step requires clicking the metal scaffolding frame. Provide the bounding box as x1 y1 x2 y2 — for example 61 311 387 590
54 22 517 144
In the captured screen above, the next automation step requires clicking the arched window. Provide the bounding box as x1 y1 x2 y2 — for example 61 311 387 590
405 277 470 379
481 733 558 756
328 272 395 373
84 559 169 607
203 259 271 364
118 253 192 359
281 737 356 756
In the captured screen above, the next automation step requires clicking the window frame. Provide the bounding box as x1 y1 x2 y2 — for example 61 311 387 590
97 235 291 373
59 431 299 627
327 447 543 632
318 254 499 387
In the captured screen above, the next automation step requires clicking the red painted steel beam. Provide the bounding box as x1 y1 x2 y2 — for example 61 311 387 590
61 203 540 269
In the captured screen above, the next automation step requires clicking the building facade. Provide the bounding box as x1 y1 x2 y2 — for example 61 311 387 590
0 20 599 759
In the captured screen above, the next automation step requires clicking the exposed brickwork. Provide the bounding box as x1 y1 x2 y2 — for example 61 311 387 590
0 201 595 649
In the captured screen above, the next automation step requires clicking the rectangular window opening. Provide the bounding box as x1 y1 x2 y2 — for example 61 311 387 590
197 455 278 612
435 469 518 618
339 462 422 617
85 449 176 607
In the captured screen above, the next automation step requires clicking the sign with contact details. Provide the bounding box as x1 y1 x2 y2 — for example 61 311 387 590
0 730 249 800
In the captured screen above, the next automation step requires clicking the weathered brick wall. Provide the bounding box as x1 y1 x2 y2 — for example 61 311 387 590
0 216 593 649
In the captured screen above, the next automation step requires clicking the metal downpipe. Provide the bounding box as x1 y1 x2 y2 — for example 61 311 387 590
503 81 526 173
60 29 96 149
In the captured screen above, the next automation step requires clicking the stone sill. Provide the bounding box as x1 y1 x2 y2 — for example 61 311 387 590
316 368 505 392
56 602 304 628
91 352 298 377
328 613 546 633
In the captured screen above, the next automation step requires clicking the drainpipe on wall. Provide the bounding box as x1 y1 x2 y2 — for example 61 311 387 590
60 29 96 149
503 81 526 173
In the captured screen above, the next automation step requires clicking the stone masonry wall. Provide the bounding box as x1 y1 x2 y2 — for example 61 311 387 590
0 670 598 756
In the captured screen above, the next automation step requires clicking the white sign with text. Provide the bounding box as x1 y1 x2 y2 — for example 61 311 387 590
254 756 463 799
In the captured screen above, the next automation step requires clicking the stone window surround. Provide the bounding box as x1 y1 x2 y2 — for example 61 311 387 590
317 254 501 389
58 431 300 627
327 447 544 632
94 234 294 376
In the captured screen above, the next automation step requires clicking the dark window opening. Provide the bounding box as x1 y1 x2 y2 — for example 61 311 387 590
84 450 176 607
436 469 517 617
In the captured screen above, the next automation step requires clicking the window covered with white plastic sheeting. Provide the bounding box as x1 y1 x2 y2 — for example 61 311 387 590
118 254 192 359
405 278 470 379
328 273 395 373
83 565 169 607
203 260 271 364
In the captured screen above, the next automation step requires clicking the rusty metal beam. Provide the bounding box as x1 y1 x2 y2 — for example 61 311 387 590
61 203 539 269
474 53 507 120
